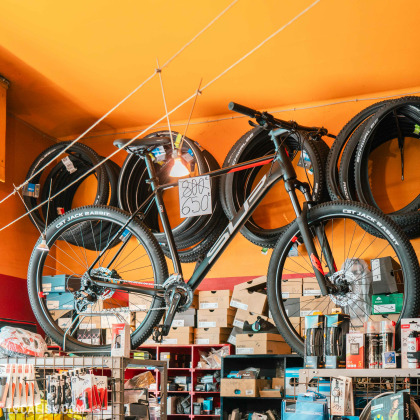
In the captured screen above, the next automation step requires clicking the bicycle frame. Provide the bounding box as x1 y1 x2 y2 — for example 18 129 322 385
89 128 336 299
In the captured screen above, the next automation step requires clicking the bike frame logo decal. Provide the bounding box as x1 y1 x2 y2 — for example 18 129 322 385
310 253 325 275
206 174 268 263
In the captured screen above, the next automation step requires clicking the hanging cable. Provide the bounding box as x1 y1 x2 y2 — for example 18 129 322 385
0 0 321 232
0 0 240 206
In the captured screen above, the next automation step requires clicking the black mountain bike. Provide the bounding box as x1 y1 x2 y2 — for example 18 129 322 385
27 103 420 355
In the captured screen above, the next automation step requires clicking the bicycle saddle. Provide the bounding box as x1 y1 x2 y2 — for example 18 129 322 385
113 136 171 154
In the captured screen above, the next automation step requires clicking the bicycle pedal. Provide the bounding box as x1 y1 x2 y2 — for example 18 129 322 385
152 324 170 343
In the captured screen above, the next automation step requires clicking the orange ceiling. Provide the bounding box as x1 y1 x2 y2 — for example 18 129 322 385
1 0 420 138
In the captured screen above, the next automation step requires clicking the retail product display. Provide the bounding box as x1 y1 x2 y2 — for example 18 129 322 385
111 323 131 357
0 364 41 409
26 104 420 356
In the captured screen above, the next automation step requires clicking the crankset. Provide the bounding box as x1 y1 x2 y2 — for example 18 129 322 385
152 278 193 343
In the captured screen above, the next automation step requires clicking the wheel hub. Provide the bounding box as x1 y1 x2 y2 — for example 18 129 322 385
328 270 359 307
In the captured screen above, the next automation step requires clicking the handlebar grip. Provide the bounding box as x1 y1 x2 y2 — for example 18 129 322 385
228 102 260 118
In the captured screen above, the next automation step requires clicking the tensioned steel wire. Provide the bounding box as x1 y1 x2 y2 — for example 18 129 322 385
0 0 322 232
0 0 240 206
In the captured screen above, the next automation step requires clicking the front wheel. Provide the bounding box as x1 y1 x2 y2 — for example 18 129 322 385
267 201 420 356
27 205 169 353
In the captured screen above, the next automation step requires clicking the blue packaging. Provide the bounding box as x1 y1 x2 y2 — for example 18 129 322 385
46 292 75 310
282 392 328 420
42 274 69 292
202 398 213 412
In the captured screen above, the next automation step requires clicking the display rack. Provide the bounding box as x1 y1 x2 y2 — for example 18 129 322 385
220 354 303 420
0 355 168 420
140 344 233 418
297 368 420 416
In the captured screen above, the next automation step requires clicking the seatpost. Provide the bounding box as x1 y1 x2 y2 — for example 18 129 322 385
143 153 183 276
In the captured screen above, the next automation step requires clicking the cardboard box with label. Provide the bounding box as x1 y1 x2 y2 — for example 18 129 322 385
230 276 267 315
46 292 75 310
300 296 331 317
173 308 196 327
371 256 401 295
42 274 69 292
194 327 230 344
371 293 403 314
233 309 268 329
220 378 270 397
281 279 303 299
144 326 194 345
199 290 232 309
236 332 291 355
77 328 105 346
302 278 321 296
227 326 242 345
197 308 236 328
166 327 194 344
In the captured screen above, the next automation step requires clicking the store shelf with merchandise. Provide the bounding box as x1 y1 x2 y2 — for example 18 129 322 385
220 354 304 420
137 343 233 418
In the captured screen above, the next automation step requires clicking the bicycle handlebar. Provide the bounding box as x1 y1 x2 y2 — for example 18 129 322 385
228 101 335 138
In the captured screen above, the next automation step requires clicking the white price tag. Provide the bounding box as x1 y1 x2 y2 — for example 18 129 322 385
233 319 245 329
62 156 77 174
179 175 212 218
199 321 216 328
200 302 218 309
230 300 248 311
237 347 254 355
195 339 210 345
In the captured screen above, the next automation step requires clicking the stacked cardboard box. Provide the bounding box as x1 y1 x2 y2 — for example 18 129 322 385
195 290 235 344
227 277 269 346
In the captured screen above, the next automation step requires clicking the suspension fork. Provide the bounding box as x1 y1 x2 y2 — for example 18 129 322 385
143 154 183 276
277 145 336 295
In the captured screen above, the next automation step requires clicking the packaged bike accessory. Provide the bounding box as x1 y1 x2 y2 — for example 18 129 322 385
378 320 396 368
0 327 48 358
406 331 420 368
324 312 350 368
111 323 131 357
304 314 325 368
346 332 365 369
383 351 397 368
330 377 347 416
400 318 420 368
364 321 380 369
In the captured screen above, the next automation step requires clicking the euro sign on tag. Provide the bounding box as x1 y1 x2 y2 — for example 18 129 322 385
178 175 212 218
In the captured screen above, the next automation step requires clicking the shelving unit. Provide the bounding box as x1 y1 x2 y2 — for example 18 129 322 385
220 354 303 420
139 343 233 418
0 355 168 420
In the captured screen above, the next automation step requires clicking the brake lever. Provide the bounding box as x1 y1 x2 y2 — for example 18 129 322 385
248 120 259 128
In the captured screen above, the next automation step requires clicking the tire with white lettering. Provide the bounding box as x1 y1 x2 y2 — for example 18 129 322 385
27 205 169 354
267 200 420 356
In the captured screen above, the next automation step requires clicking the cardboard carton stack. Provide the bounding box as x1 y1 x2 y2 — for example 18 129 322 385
195 290 235 344
227 276 291 354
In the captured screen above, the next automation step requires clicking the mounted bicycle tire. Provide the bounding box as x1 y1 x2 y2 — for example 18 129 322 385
267 201 420 356
27 205 168 353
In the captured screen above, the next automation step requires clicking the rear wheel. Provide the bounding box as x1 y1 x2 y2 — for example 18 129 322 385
27 205 169 353
267 201 420 356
